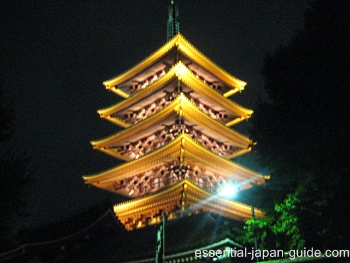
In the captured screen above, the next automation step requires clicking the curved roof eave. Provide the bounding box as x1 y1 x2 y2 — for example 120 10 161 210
103 34 246 95
92 93 252 151
98 62 252 123
83 133 265 185
114 179 264 220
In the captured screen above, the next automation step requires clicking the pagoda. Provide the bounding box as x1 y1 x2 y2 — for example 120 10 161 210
83 3 267 232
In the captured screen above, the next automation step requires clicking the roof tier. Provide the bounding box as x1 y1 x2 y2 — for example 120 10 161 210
99 62 252 127
93 93 252 160
84 133 266 198
103 34 247 99
114 179 263 231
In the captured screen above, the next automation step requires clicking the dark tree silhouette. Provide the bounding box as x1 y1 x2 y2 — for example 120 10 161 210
0 60 32 251
249 0 350 250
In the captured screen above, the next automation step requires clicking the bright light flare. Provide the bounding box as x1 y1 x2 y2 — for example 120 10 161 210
218 183 237 198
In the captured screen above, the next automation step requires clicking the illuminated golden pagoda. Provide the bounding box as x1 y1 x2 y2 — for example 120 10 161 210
83 33 267 231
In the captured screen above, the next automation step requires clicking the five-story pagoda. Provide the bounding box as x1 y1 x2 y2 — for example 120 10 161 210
83 5 266 231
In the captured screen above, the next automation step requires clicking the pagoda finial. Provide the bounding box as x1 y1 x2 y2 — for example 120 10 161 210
167 0 180 41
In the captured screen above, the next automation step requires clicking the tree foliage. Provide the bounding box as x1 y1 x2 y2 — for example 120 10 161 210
245 0 350 250
239 189 305 251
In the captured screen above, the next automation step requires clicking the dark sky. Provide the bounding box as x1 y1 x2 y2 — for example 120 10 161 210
1 0 311 226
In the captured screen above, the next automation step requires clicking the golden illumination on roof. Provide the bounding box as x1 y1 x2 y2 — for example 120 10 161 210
114 179 263 230
103 34 246 98
93 93 252 160
85 29 267 229
99 70 252 127
83 133 265 197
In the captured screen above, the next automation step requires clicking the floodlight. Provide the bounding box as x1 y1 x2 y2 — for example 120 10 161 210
218 183 237 198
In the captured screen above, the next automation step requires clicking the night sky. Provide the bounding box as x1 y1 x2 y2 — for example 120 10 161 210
1 1 311 226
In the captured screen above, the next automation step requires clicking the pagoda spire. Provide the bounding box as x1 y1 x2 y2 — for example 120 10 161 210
167 0 180 41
